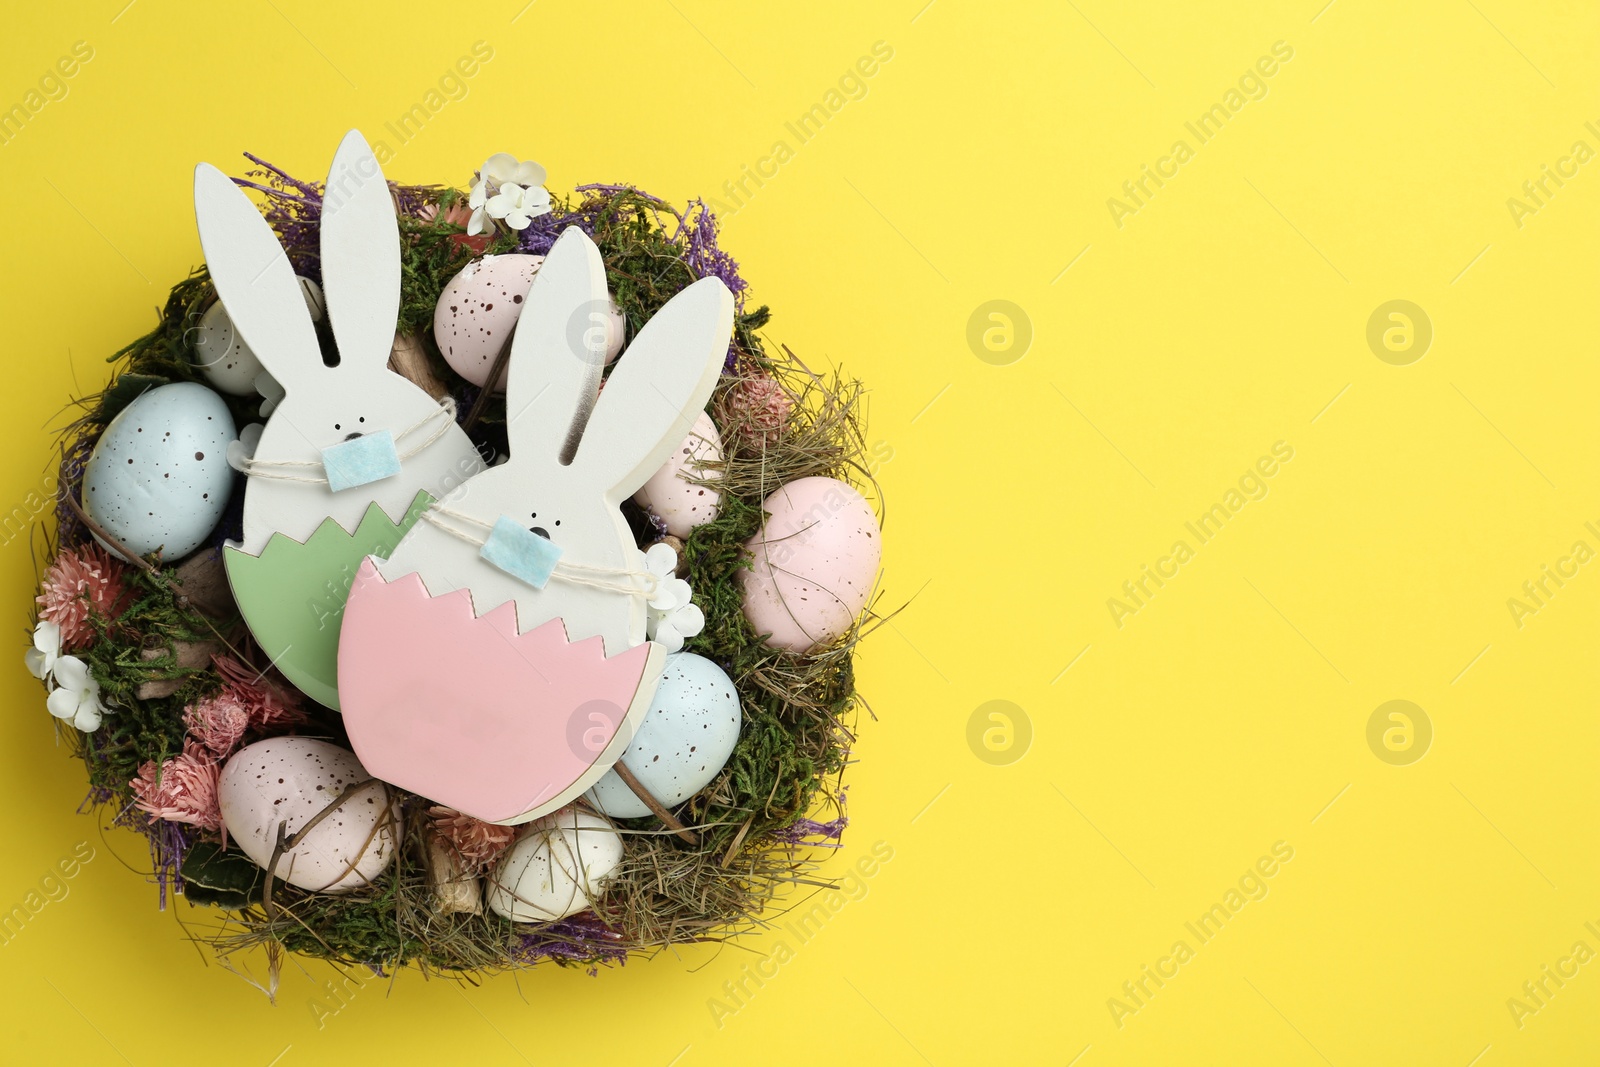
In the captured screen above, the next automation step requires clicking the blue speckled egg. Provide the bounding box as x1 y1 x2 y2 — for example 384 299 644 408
82 382 237 562
585 652 742 819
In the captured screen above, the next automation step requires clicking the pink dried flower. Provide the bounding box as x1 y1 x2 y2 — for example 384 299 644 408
211 654 307 729
717 376 791 448
130 742 223 835
183 693 250 758
429 805 516 871
36 543 130 650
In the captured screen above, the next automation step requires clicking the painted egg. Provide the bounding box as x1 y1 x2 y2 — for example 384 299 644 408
633 411 723 537
485 808 623 921
218 737 399 894
433 254 624 391
586 652 741 819
191 301 262 396
82 382 236 563
192 279 322 396
741 476 881 653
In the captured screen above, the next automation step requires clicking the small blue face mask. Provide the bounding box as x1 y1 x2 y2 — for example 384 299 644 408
480 515 563 589
322 431 402 493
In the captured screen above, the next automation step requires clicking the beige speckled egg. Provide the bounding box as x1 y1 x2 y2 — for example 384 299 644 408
193 279 323 396
486 808 623 922
434 254 624 391
218 737 399 894
633 411 722 537
740 477 881 653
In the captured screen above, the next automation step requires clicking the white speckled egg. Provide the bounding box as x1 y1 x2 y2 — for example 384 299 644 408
586 653 741 819
191 301 263 396
486 808 623 922
218 737 399 894
633 411 723 537
82 382 236 563
434 254 624 391
741 477 881 653
192 279 322 396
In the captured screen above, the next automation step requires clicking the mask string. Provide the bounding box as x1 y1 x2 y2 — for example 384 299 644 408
228 398 458 484
418 502 660 600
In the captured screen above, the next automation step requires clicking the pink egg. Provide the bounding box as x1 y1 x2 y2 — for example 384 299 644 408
433 254 624 392
433 255 542 391
740 477 881 652
634 411 722 537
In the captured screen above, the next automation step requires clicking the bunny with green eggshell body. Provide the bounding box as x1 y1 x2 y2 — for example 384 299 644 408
193 131 487 709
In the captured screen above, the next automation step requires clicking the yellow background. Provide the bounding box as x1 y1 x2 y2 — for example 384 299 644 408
2 1 1597 1064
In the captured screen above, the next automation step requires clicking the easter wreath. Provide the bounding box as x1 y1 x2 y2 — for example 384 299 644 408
23 135 883 984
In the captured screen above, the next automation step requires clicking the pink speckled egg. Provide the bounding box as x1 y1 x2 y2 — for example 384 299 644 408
433 254 624 391
634 411 722 537
740 477 881 652
218 737 399 893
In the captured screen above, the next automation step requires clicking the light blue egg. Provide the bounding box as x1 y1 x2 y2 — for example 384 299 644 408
586 652 742 819
82 382 237 562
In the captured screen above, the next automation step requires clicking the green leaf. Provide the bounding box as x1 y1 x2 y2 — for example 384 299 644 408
180 840 263 909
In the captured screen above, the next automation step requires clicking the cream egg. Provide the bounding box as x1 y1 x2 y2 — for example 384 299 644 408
485 808 623 922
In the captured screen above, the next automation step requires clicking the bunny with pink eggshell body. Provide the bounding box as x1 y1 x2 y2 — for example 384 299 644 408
338 226 735 826
194 131 487 710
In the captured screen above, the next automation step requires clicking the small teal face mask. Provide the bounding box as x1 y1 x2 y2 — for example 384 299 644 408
480 515 563 589
322 431 402 493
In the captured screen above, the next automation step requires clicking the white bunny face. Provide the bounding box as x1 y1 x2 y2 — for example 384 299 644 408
195 130 485 553
377 226 734 658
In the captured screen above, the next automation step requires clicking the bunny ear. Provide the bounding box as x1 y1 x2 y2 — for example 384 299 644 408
573 276 733 500
505 227 608 463
319 130 400 373
193 162 319 391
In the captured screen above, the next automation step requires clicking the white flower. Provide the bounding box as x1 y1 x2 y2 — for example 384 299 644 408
482 152 547 189
642 543 704 654
467 179 493 237
46 655 104 733
25 620 61 680
485 183 552 231
466 153 551 235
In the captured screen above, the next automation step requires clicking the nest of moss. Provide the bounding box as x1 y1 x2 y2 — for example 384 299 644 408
27 155 882 985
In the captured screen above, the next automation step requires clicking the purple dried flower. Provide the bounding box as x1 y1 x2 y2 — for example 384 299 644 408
513 914 629 967
770 815 849 848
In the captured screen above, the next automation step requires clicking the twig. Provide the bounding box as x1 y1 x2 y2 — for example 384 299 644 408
59 490 158 574
613 759 699 846
462 323 518 434
261 779 382 916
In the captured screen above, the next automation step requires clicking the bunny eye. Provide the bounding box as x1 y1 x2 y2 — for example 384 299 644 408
333 423 341 431
358 416 365 423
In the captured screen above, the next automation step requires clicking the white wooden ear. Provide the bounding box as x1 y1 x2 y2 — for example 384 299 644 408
319 130 400 374
574 276 733 500
505 227 608 464
193 163 319 391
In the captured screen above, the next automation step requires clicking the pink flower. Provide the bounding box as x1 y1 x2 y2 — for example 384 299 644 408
429 805 516 871
183 693 250 758
36 544 130 650
212 654 307 730
717 376 791 448
130 742 223 835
